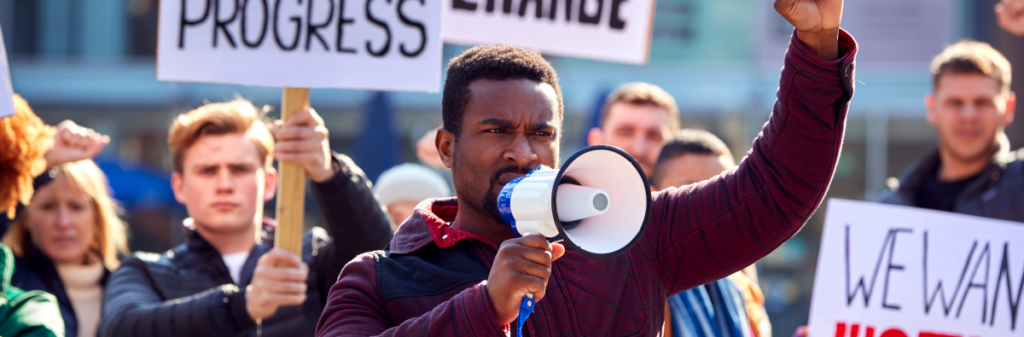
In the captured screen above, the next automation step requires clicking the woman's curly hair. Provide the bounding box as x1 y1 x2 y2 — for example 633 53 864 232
0 95 54 219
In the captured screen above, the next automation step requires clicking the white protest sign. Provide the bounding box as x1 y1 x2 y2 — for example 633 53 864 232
0 25 14 118
441 0 655 64
158 0 443 92
809 199 1024 337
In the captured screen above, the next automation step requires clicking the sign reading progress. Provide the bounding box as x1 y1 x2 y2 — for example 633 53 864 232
442 0 655 64
809 199 1024 337
158 0 443 92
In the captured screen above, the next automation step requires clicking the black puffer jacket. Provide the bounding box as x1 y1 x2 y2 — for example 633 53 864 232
880 140 1024 222
99 154 394 337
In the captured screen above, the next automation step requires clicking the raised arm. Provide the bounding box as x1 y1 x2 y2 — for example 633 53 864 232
315 254 505 337
642 0 857 295
99 257 254 337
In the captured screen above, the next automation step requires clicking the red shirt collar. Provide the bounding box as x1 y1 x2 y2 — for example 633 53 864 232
388 198 498 255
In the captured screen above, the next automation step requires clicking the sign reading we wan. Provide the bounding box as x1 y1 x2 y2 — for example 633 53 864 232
809 199 1024 337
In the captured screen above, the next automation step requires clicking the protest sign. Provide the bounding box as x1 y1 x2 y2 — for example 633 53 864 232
441 0 655 64
158 0 443 253
809 199 1024 337
157 0 444 92
0 26 14 118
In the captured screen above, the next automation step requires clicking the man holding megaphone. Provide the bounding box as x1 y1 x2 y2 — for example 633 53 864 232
317 0 854 335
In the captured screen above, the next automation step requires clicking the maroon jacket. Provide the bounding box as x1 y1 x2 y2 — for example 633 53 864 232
317 30 858 337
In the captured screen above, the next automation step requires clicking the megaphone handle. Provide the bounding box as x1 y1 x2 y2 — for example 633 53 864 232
516 294 535 337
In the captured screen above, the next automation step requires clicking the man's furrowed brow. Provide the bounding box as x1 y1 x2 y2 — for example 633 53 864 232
479 118 516 128
530 121 557 131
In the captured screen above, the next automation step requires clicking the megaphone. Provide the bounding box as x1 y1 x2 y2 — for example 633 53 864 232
497 145 652 337
497 145 652 259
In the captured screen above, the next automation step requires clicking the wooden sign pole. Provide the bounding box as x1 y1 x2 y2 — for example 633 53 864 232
275 87 310 256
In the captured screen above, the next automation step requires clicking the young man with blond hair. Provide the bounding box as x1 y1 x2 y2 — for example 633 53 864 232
882 41 1021 221
587 82 680 177
100 100 393 336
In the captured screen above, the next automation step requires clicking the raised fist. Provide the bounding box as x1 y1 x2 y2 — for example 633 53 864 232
44 120 109 169
774 0 844 60
996 0 1024 36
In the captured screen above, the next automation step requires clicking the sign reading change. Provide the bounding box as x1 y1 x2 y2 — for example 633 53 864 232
809 199 1024 337
158 0 443 92
442 0 655 64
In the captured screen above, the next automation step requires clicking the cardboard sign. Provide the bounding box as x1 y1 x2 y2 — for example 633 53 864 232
441 0 655 64
0 25 14 118
158 0 443 92
809 199 1024 337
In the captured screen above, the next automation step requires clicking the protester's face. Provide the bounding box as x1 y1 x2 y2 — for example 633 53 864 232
589 102 672 176
653 153 732 190
24 174 96 265
926 73 1016 163
386 200 419 230
172 133 276 235
447 79 560 225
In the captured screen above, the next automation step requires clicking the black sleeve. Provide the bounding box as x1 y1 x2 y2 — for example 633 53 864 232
99 258 254 337
309 153 394 303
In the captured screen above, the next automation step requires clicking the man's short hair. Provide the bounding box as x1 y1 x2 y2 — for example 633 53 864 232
168 99 274 173
651 129 734 185
442 45 563 138
599 82 680 131
931 40 1012 93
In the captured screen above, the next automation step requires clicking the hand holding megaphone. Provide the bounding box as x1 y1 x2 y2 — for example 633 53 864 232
485 235 565 326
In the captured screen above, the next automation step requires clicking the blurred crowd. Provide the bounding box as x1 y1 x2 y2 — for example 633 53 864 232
0 1 1021 337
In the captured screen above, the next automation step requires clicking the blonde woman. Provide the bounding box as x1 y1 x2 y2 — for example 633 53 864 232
4 160 126 337
1 96 121 335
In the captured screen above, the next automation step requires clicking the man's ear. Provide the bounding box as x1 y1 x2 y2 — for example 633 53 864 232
1004 91 1017 126
436 128 455 169
587 127 603 146
171 172 187 205
925 94 938 126
263 166 278 202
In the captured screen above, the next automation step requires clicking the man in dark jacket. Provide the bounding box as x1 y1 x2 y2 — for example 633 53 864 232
315 0 856 335
880 41 1022 222
99 100 393 336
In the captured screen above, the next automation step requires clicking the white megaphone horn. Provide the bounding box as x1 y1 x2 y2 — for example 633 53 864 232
497 145 652 259
497 145 652 337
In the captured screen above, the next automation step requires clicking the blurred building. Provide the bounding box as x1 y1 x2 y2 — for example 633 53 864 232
1 0 1021 335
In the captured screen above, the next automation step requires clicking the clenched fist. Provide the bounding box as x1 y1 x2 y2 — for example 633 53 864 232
997 0 1024 36
44 120 109 169
246 249 309 321
485 235 565 325
775 0 844 60
272 108 335 183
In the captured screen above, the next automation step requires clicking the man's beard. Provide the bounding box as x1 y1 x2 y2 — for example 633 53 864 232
479 165 533 225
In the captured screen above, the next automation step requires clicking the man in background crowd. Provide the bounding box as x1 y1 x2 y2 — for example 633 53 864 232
651 129 771 337
100 101 393 336
374 163 451 229
881 41 1021 221
587 82 680 177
